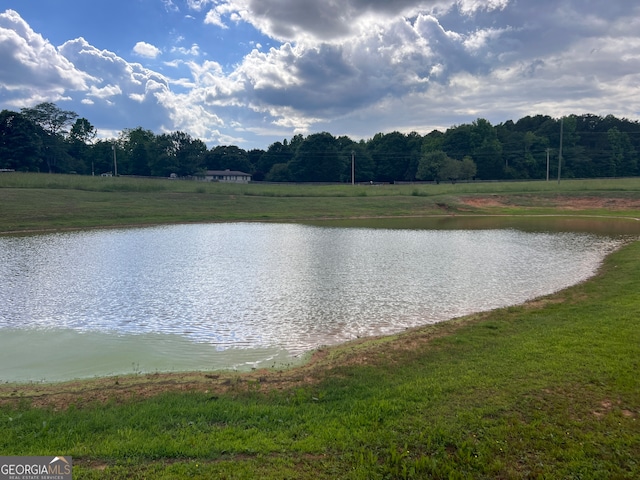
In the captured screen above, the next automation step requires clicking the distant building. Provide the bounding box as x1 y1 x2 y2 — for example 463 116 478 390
203 169 252 183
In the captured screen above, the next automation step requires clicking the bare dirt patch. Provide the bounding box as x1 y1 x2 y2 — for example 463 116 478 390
592 399 637 419
461 196 510 208
461 195 640 210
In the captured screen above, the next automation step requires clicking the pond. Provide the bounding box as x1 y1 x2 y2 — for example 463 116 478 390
0 219 635 382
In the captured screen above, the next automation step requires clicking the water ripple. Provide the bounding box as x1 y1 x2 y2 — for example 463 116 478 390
0 223 630 379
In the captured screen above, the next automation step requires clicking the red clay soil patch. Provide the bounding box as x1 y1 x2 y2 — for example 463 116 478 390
461 195 640 210
559 197 640 210
461 196 510 208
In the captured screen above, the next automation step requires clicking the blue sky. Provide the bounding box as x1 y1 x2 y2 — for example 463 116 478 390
2 1 640 149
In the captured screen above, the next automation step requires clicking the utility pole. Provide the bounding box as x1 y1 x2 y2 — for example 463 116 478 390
112 144 118 177
557 118 563 184
351 150 355 185
546 148 550 181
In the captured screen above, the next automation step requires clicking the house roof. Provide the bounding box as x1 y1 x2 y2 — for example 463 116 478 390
205 170 251 176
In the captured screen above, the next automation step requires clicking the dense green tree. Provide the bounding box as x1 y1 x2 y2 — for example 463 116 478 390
66 118 97 174
460 156 477 181
129 140 151 176
404 131 424 180
498 126 548 179
256 141 294 179
418 150 477 184
469 118 504 179
607 127 637 177
0 110 43 171
20 102 77 138
343 143 375 183
206 146 251 173
289 132 346 182
440 157 462 183
89 140 118 176
20 102 78 173
422 130 445 154
69 118 97 145
369 131 415 182
4 101 640 182
265 163 291 182
495 121 523 178
151 134 179 177
151 131 206 177
442 119 503 179
247 149 265 178
556 116 584 179
514 115 555 134
442 124 473 160
119 127 155 176
175 132 207 176
575 114 610 177
417 150 449 183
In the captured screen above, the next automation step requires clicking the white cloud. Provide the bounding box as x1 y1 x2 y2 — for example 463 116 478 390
198 0 512 43
162 0 180 13
186 0 213 11
204 8 230 29
456 0 510 15
133 41 162 58
2 1 640 149
0 9 94 105
88 84 122 100
171 43 200 56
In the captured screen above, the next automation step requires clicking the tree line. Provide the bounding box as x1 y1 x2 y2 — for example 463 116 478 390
2 102 639 182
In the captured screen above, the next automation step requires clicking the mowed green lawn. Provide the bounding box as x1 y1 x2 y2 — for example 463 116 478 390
1 173 639 479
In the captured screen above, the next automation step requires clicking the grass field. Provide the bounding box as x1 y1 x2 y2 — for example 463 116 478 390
2 173 640 233
1 173 639 478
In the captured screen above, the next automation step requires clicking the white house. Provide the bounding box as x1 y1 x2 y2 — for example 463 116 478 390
203 169 252 183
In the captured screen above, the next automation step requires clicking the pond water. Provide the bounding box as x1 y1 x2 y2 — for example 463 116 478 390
0 221 634 382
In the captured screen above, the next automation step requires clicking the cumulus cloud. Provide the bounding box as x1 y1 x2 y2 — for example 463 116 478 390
180 0 522 135
57 38 200 132
133 41 162 58
200 0 513 43
0 9 94 105
193 10 503 129
194 0 640 138
2 1 640 149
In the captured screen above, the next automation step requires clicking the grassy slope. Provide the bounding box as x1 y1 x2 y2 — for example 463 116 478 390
1 173 639 478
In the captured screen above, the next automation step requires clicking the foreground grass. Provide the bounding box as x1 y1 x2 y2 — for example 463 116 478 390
1 241 638 478
1 173 639 478
0 238 640 479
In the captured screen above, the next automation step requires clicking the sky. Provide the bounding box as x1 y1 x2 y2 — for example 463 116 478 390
1 0 639 150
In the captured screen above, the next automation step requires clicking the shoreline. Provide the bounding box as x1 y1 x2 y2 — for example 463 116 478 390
2 189 640 408
1 232 632 410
